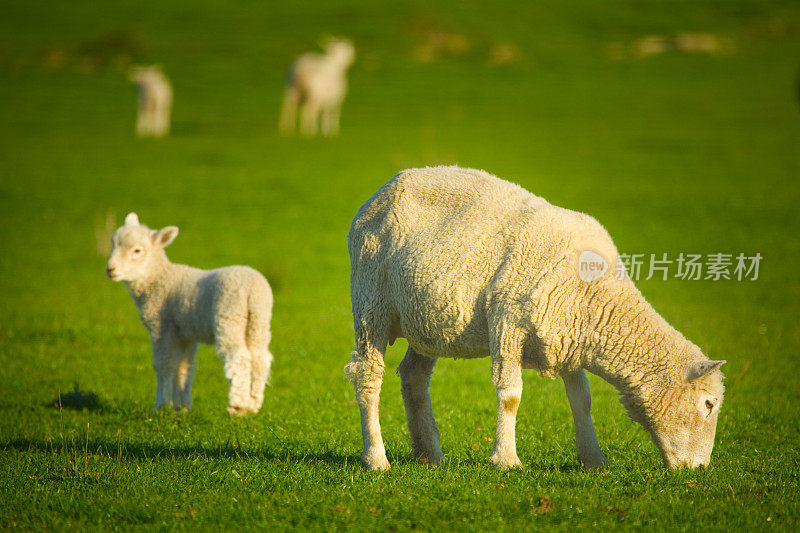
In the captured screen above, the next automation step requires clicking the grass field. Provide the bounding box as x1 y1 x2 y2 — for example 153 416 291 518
1 0 799 530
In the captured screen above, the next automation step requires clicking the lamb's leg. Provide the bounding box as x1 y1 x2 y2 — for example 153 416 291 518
489 332 523 469
216 331 254 416
172 342 197 410
563 369 609 469
247 348 272 413
279 86 299 135
155 102 170 137
136 102 147 137
398 348 444 465
329 105 341 137
319 106 331 137
320 106 340 137
152 337 177 410
299 101 320 137
246 327 272 414
145 98 158 137
345 323 390 471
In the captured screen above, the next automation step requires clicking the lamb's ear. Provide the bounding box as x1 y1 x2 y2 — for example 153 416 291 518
151 226 179 248
124 212 140 226
685 360 726 382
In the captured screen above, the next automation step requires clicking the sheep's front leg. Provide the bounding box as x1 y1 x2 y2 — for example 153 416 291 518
563 369 608 469
152 336 177 410
489 335 523 469
320 106 340 137
345 337 389 471
171 341 197 410
329 106 341 137
299 102 320 137
398 348 444 465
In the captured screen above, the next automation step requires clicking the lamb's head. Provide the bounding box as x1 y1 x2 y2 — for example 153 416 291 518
324 38 355 68
106 212 178 283
127 65 163 85
627 358 726 469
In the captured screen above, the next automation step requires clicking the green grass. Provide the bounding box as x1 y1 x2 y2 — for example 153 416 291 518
1 0 799 530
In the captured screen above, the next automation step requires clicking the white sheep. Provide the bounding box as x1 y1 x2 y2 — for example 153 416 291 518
106 213 273 415
279 38 355 137
345 166 725 471
128 65 173 138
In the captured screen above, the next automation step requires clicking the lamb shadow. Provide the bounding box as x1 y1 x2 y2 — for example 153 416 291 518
48 384 104 411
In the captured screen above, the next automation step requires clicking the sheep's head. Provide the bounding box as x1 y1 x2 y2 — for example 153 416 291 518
106 212 178 283
639 359 726 469
324 38 355 68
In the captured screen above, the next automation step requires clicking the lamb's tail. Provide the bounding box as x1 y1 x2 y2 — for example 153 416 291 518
246 280 274 388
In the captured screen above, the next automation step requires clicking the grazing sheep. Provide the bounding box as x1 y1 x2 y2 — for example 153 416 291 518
345 166 725 471
106 213 273 415
279 38 355 137
128 65 173 138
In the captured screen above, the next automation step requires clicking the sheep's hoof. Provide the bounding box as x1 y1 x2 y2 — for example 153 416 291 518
416 450 446 467
490 452 523 470
362 451 391 471
578 450 610 470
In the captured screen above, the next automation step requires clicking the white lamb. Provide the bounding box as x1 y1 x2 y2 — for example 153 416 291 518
279 38 355 137
106 213 273 415
346 166 725 471
128 65 173 138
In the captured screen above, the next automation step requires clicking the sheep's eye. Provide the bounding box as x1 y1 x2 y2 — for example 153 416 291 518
705 400 714 413
132 248 143 255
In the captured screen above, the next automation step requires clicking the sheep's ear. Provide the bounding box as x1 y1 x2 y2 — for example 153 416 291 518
685 360 726 382
124 212 140 226
152 226 179 248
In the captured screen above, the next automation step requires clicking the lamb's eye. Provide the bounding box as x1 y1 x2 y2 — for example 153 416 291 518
132 248 143 255
705 400 714 413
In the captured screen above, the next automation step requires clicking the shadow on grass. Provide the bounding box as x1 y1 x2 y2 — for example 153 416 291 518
3 438 590 472
4 437 358 467
49 384 103 411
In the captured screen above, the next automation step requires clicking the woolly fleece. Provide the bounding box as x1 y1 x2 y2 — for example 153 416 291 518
346 166 725 471
107 213 273 415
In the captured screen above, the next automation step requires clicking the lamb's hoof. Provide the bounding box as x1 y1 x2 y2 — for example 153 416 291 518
490 452 522 470
227 405 249 416
362 451 391 471
249 397 263 413
578 450 610 470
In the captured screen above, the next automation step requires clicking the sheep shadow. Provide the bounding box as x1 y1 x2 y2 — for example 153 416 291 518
4 437 357 467
5 437 599 473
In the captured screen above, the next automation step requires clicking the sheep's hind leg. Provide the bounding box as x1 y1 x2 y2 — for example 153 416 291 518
563 369 608 469
278 87 299 135
489 331 524 469
345 319 390 471
398 348 444 465
247 345 273 414
216 331 254 416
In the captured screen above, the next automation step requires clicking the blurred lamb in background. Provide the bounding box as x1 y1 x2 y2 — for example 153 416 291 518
128 65 173 138
279 38 355 137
